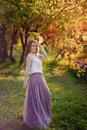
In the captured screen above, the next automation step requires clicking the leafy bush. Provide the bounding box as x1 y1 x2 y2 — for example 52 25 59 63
69 59 87 82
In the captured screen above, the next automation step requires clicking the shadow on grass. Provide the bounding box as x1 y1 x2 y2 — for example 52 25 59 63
0 123 47 130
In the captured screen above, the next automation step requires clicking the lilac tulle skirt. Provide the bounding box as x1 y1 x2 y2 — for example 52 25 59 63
23 73 52 129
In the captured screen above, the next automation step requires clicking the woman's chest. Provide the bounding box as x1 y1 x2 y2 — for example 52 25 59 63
32 56 42 66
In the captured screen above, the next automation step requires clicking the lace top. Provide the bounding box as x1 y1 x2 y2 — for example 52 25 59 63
23 47 47 86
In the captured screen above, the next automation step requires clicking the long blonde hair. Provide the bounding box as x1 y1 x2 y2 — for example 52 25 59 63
22 40 39 70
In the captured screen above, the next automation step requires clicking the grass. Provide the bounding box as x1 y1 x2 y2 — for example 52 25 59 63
0 56 87 130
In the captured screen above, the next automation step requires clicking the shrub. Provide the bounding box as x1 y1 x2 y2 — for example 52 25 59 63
69 59 87 82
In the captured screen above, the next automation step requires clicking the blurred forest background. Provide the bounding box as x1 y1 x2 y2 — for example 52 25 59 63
0 0 87 130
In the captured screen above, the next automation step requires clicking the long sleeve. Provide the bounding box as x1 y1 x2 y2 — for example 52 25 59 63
39 47 48 59
23 54 32 86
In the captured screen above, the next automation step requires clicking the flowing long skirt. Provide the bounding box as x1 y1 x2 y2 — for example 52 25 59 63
23 73 52 129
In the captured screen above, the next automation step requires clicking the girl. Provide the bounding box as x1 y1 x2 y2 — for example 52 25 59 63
22 40 52 129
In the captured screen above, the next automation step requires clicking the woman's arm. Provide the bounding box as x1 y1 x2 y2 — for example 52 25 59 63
22 54 32 90
38 43 48 59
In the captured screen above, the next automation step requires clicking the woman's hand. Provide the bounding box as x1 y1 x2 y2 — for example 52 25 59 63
22 85 27 90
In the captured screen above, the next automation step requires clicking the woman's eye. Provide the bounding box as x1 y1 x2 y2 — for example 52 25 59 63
32 45 37 47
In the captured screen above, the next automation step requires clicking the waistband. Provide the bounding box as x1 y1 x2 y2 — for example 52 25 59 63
30 72 43 76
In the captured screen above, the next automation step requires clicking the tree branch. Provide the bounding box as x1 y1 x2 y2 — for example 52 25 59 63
57 3 72 16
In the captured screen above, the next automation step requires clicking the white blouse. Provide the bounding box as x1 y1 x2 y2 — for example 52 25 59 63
23 47 47 86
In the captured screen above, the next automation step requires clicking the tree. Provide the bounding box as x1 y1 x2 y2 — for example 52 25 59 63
0 0 87 64
0 24 8 63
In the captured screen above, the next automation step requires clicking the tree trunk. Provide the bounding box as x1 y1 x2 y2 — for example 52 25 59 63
19 32 25 65
19 27 29 65
0 24 8 63
9 27 18 63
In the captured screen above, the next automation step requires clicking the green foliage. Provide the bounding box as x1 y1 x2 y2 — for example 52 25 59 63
69 59 87 82
0 0 87 60
44 57 87 130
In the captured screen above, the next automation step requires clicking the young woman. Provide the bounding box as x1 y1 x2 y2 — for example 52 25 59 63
22 40 52 129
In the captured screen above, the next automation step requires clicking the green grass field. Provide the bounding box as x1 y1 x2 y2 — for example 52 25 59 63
0 57 87 130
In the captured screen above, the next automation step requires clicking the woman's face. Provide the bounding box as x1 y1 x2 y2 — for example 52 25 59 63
31 42 38 54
